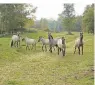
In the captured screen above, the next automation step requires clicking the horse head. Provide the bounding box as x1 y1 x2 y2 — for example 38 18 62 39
80 32 83 40
48 33 53 40
22 38 25 41
62 37 65 44
38 36 42 42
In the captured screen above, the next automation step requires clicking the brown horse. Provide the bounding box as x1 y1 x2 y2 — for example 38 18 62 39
74 32 83 55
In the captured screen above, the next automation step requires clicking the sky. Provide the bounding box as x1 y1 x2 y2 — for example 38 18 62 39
31 0 94 20
0 0 94 20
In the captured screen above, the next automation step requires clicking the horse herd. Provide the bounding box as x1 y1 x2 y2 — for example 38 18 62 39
10 32 84 56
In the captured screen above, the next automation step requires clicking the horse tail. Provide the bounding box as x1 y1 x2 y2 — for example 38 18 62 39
11 40 13 47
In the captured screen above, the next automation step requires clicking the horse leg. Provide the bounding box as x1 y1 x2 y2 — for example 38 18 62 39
49 44 52 53
58 47 59 55
16 41 18 48
27 45 30 50
45 45 47 51
19 41 20 47
82 45 83 55
74 46 76 54
31 45 33 50
49 46 52 53
63 48 65 56
26 45 28 50
62 49 64 56
17 42 18 47
17 41 19 47
18 41 20 47
42 45 44 51
50 45 52 53
78 46 80 55
13 42 15 47
49 44 50 51
15 42 17 47
60 48 61 52
35 44 36 50
53 46 55 51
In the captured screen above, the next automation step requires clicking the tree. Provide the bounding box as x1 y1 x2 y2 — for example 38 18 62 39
82 4 94 33
73 16 82 32
32 20 41 29
40 18 48 30
0 4 36 33
48 19 57 32
56 17 63 32
60 3 75 34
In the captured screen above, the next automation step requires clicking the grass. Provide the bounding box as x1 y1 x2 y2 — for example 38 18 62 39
0 31 94 85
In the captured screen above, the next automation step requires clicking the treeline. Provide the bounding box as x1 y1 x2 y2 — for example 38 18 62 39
32 16 82 33
32 18 63 32
0 4 94 34
32 3 94 34
82 4 94 33
0 4 36 34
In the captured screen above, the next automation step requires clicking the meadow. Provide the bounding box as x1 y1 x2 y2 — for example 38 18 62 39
0 30 94 85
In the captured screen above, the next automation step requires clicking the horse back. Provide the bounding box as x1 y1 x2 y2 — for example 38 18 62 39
12 35 19 41
44 39 49 44
57 39 62 48
75 38 83 47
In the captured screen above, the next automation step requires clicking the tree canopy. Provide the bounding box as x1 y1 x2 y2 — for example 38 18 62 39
60 3 75 34
0 4 36 34
82 4 94 33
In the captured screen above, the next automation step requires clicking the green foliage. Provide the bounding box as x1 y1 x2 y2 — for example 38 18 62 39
73 16 82 32
0 4 36 33
82 4 94 33
40 18 48 30
33 18 63 32
60 3 75 34
48 19 57 32
24 18 34 28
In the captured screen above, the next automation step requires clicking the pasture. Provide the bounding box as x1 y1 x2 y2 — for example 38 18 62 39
0 30 94 85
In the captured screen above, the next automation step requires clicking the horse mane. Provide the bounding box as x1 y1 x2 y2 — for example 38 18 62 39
62 37 65 44
48 34 53 40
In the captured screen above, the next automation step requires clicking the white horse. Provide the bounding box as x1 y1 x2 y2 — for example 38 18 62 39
11 34 20 47
57 37 66 56
74 32 83 55
38 36 58 51
22 37 36 50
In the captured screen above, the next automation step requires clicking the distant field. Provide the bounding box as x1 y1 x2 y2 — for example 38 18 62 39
0 31 94 85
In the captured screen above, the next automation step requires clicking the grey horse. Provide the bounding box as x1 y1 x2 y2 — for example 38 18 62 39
74 32 83 55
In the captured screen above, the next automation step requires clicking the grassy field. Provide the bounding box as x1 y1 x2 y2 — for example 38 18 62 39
0 30 94 85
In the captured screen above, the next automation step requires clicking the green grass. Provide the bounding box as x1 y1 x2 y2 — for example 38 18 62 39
0 31 94 85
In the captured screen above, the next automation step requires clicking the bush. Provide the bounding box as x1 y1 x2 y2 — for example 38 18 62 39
44 28 50 32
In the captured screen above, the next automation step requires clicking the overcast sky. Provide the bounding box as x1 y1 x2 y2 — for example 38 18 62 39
0 0 94 20
31 0 94 20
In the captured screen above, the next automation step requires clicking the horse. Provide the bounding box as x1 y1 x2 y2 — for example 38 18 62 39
11 34 20 47
74 32 83 55
57 37 66 56
38 36 57 51
22 37 36 50
48 32 57 53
